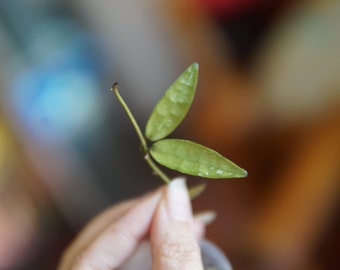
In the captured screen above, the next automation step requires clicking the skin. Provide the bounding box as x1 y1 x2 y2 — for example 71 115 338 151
58 178 208 270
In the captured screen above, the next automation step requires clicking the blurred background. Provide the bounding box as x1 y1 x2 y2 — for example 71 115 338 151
0 0 339 269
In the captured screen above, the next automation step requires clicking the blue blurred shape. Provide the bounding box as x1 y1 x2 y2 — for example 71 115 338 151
1 1 106 142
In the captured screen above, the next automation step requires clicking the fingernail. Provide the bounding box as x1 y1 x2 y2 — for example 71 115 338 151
165 177 193 223
194 211 217 226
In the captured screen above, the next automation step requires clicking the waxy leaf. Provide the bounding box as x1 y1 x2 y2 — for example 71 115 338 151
145 63 199 141
150 139 248 178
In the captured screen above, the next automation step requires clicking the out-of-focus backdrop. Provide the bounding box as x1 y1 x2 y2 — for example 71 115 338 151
0 0 339 269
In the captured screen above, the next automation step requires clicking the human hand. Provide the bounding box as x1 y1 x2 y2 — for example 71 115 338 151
58 178 215 270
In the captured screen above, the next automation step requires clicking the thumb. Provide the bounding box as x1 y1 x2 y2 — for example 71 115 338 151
150 178 204 270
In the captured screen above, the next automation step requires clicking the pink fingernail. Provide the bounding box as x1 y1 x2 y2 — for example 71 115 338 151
165 177 193 223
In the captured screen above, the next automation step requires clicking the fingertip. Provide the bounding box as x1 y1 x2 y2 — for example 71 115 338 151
150 178 204 269
166 177 193 223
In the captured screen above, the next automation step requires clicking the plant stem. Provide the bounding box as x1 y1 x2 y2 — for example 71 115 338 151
144 153 170 184
111 83 148 151
111 83 171 184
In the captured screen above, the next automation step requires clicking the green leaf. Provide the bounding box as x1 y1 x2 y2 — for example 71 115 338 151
145 63 199 142
150 139 248 179
189 183 207 199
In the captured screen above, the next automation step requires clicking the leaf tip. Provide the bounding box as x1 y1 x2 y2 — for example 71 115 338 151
189 182 207 199
238 168 248 178
190 62 199 71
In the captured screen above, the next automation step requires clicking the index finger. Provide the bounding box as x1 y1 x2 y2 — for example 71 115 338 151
58 189 163 270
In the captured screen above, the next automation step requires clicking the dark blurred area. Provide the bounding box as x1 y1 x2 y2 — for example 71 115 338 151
0 0 339 269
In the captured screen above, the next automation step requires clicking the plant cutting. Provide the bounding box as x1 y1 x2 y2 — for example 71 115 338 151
110 63 247 270
111 63 247 195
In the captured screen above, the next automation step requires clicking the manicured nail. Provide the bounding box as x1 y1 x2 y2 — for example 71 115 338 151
194 211 217 226
165 177 193 223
